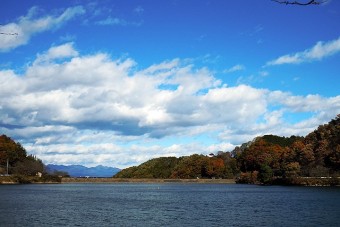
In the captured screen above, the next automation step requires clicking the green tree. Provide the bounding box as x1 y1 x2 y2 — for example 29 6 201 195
258 165 273 184
0 135 45 176
216 151 239 177
171 154 208 178
114 157 180 178
0 135 27 168
13 158 44 176
282 162 300 178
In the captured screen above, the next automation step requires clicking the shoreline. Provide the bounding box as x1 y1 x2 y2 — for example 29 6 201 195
1 176 338 186
61 177 236 184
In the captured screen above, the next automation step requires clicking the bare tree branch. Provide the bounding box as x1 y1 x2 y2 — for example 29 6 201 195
0 32 18 36
0 25 18 36
272 0 327 5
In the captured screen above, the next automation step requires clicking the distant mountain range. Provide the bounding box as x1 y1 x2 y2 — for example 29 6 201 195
46 164 120 177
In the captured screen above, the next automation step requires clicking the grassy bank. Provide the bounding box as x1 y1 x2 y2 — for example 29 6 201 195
0 175 61 184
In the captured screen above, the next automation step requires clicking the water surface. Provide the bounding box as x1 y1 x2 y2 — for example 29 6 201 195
0 184 339 226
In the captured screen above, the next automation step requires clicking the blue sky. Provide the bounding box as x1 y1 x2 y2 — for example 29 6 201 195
0 0 339 168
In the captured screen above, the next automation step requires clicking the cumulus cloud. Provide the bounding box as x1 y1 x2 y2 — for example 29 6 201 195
266 37 340 66
1 43 339 168
0 6 85 51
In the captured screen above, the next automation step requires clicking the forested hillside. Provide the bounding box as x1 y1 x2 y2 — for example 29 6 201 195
114 155 238 179
0 135 44 176
235 114 339 184
114 115 340 184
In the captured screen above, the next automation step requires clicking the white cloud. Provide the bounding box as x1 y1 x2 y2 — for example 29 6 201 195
96 17 127 26
25 140 237 168
96 16 142 26
224 64 245 73
1 43 339 168
259 71 269 77
268 91 340 113
34 42 79 64
0 6 85 51
266 37 340 66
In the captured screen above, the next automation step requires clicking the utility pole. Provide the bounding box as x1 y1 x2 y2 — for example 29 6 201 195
6 158 9 175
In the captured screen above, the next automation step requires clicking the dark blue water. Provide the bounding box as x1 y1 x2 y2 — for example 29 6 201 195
0 184 339 226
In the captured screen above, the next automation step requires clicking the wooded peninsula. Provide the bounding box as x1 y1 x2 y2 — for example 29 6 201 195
114 115 340 186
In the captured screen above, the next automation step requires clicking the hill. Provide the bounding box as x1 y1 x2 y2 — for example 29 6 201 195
114 154 237 179
114 115 340 185
46 164 120 177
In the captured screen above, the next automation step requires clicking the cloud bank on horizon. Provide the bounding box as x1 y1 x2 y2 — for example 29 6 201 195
0 1 339 168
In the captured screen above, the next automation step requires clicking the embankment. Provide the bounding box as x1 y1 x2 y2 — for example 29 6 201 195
0 175 61 184
61 177 236 184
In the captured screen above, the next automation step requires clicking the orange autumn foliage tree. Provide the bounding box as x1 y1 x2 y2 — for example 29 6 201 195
234 115 340 182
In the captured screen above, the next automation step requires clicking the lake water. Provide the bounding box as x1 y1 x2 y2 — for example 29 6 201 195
0 183 339 226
